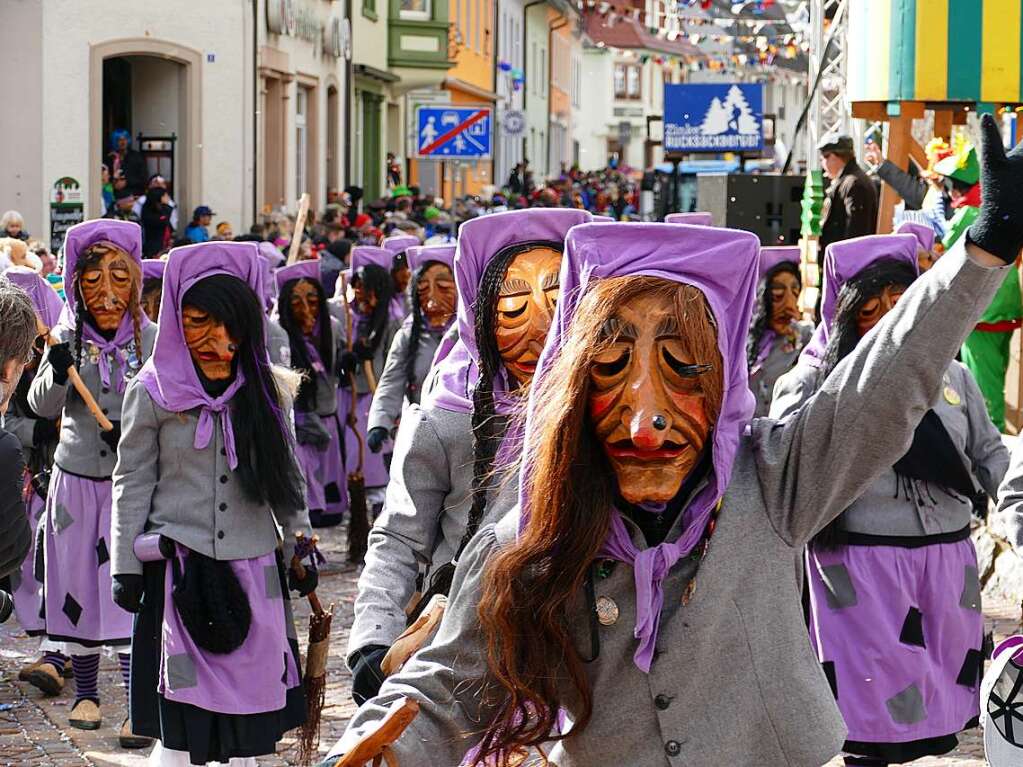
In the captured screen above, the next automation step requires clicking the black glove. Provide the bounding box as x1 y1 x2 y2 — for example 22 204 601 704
967 113 1023 264
32 418 58 446
112 574 144 613
48 343 74 386
349 645 389 705
100 421 121 452
337 350 359 379
367 427 389 454
288 564 318 596
353 338 375 362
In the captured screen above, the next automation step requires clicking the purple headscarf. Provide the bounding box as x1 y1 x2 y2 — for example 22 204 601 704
349 245 392 280
800 233 920 368
592 215 615 222
664 212 714 226
518 222 760 672
255 253 277 313
258 241 286 269
423 208 592 415
406 244 455 273
382 234 420 256
896 220 936 253
57 219 149 392
758 246 800 280
142 259 167 281
274 259 321 294
136 241 267 470
5 266 64 328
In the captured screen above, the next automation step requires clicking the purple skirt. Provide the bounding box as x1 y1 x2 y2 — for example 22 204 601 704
13 488 45 633
807 538 983 747
344 391 389 489
42 466 132 646
295 411 347 519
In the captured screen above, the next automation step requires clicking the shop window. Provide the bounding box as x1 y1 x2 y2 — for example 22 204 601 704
614 63 641 100
399 0 431 21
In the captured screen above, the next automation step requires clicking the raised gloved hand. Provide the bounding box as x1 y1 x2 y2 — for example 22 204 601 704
337 350 359 380
48 343 75 385
112 573 144 613
349 645 389 705
353 338 375 362
967 113 1023 264
100 421 122 452
367 427 389 454
288 563 319 596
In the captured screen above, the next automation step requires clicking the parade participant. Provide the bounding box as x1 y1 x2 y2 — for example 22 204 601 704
109 241 313 766
664 211 713 225
346 208 589 706
27 219 155 738
366 244 455 455
382 234 420 321
140 258 165 322
275 259 347 528
747 246 812 417
256 247 291 367
897 220 938 272
324 115 1022 767
772 231 1008 765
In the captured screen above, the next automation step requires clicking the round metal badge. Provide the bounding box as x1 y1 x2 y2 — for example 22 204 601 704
944 386 962 406
595 595 619 626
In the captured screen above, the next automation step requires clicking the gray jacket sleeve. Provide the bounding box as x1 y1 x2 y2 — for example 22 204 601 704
995 437 1023 549
960 365 1010 499
110 380 161 577
27 329 71 419
367 325 412 434
329 524 500 764
754 242 1009 547
348 407 450 654
767 361 818 420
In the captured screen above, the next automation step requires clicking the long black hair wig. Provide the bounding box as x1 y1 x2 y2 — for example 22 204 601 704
182 274 305 513
403 259 451 400
746 261 801 369
351 263 395 357
277 277 334 411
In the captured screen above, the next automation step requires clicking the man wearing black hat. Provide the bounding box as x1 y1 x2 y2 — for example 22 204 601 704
104 186 140 223
818 132 878 250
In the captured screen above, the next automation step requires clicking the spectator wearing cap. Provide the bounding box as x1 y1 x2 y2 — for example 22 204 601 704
184 205 215 243
818 132 878 251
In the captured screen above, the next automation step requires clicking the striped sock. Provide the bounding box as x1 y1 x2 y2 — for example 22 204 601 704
117 653 131 698
41 651 67 674
71 654 100 706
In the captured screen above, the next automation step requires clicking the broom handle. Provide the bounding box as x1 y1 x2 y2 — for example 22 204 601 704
286 193 311 265
36 317 114 432
340 275 366 473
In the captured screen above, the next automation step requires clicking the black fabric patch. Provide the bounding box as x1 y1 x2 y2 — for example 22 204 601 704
957 648 983 688
822 660 838 699
95 537 109 567
324 482 341 503
62 593 82 626
899 606 926 648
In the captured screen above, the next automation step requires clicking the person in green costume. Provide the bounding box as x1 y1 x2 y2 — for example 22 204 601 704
936 140 1023 430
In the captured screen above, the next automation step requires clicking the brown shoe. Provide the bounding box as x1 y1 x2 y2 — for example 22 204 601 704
119 717 153 749
68 699 101 730
18 659 42 681
25 662 64 696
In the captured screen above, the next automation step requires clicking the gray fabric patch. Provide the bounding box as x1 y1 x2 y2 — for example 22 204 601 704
821 564 858 609
959 566 982 612
52 503 74 533
886 683 927 725
265 565 282 599
166 653 197 690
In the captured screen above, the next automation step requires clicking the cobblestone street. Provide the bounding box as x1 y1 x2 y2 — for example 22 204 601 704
0 529 1017 766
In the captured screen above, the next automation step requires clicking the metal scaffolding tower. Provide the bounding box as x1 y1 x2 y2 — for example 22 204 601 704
806 0 849 159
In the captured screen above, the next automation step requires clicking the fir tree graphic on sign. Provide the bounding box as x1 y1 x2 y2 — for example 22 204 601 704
699 86 759 136
700 97 731 135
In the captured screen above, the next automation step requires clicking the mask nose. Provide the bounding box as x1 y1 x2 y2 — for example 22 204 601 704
628 371 668 450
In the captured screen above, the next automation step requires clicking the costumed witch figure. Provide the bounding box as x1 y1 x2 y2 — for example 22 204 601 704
27 219 155 745
109 241 314 766
365 244 456 456
381 233 419 321
772 232 1009 765
746 246 812 417
140 259 166 323
274 259 347 528
322 115 1023 767
4 267 68 690
255 242 292 367
347 208 590 706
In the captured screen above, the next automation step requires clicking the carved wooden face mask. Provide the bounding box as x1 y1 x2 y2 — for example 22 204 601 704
141 283 162 323
182 305 238 381
768 269 800 337
417 262 456 328
856 284 906 337
351 280 377 315
495 246 562 386
79 245 135 332
588 291 716 504
289 279 321 336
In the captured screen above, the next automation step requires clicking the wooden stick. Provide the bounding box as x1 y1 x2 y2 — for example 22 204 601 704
333 697 419 767
339 275 366 473
286 193 311 265
36 317 113 432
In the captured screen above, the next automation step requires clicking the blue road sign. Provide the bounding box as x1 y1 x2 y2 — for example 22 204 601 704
663 83 764 154
416 106 492 159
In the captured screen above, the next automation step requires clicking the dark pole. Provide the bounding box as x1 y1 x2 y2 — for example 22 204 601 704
670 156 680 216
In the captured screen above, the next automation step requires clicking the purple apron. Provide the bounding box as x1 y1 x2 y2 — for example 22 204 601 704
295 411 347 517
13 486 45 633
344 391 390 489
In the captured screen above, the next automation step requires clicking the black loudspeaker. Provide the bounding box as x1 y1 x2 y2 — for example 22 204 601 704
696 173 805 245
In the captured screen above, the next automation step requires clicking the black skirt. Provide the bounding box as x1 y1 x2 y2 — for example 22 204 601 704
130 552 306 764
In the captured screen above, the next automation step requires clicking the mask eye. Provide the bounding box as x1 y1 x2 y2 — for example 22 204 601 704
498 301 528 319
662 347 711 378
592 348 630 378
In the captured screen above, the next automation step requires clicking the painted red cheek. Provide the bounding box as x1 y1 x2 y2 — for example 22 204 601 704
588 390 618 419
668 391 711 429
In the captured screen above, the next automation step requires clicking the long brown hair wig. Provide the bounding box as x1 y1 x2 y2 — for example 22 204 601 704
474 276 722 763
73 242 144 368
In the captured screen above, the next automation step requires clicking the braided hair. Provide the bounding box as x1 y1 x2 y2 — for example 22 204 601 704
746 262 801 369
402 260 447 401
277 277 333 412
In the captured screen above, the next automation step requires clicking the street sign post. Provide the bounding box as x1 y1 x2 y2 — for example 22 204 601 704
415 106 493 160
663 83 765 155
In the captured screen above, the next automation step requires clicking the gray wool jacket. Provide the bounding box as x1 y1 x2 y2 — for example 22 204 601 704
266 319 291 368
994 437 1023 547
28 323 157 479
367 321 446 434
329 244 1006 766
348 405 515 655
110 378 311 577
749 321 813 418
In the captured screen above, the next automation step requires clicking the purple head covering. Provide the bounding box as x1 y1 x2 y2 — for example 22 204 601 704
423 208 592 414
255 253 276 312
57 218 149 392
664 212 714 226
896 220 936 253
258 241 285 269
800 233 920 368
382 234 420 256
592 215 615 222
518 222 760 673
4 266 63 328
406 244 455 273
349 245 392 280
136 241 267 470
758 246 800 279
274 259 321 294
142 259 167 281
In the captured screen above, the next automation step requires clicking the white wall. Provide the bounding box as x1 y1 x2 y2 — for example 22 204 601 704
575 47 613 171
495 0 525 184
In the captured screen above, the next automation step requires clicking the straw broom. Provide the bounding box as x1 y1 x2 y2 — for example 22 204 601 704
339 275 371 565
